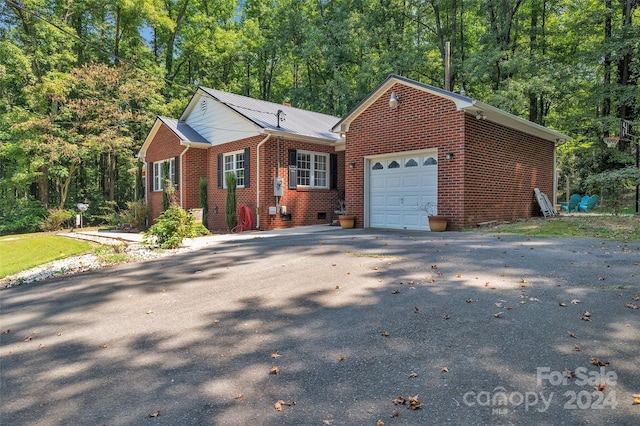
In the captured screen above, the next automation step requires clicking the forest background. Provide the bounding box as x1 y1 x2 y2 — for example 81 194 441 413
0 0 638 234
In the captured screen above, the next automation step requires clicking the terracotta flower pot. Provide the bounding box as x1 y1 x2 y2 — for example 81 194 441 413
428 215 448 232
339 215 355 229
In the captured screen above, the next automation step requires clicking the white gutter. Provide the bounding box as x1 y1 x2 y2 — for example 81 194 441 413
255 134 272 229
179 145 190 208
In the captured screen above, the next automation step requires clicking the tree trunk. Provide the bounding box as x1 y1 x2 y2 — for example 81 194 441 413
58 162 78 210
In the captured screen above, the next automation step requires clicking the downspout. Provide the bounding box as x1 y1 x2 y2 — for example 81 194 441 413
256 134 272 229
179 144 190 208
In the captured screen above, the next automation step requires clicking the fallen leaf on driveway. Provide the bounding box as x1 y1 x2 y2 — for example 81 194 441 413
408 372 418 378
376 420 385 426
390 409 399 417
271 350 281 358
564 368 574 379
493 312 504 318
571 299 581 304
381 331 390 337
234 393 244 399
146 310 154 315
441 367 449 373
624 303 639 310
2 329 10 334
590 357 609 366
559 302 567 307
392 396 406 405
568 331 577 338
148 409 161 417
407 394 421 410
442 313 449 320
583 310 591 318
23 336 32 342
270 366 280 375
323 418 334 425
274 400 295 411
338 354 345 361
633 393 640 404
574 344 581 352
580 316 591 322
391 289 400 294
466 298 474 303
594 383 606 391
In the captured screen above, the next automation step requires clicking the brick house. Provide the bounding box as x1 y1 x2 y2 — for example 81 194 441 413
332 75 570 231
138 87 345 232
139 74 569 232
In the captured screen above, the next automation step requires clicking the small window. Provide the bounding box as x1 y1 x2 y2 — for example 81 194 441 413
297 150 328 188
405 158 418 167
388 160 400 169
224 151 245 188
372 162 384 170
153 158 176 192
424 157 437 166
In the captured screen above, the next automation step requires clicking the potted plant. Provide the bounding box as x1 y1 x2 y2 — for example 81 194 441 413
335 200 355 229
421 203 448 232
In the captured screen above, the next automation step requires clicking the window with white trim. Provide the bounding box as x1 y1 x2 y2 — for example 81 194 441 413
297 151 328 188
153 158 176 191
223 151 245 188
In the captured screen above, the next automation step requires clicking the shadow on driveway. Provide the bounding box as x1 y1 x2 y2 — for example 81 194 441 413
1 229 639 425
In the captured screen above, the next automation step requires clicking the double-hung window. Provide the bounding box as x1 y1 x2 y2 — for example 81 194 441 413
153 158 176 191
297 151 328 188
224 151 245 188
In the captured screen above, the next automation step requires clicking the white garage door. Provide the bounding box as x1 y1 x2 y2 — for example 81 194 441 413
368 152 438 230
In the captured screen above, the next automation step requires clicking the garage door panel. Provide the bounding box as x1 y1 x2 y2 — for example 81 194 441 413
368 153 438 230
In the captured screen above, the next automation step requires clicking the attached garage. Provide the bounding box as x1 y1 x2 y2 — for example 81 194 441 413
367 151 438 230
333 74 570 231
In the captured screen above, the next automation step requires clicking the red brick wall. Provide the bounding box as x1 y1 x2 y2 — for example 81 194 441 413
145 126 188 223
145 128 345 233
463 115 555 226
259 138 344 231
344 83 555 230
345 84 465 229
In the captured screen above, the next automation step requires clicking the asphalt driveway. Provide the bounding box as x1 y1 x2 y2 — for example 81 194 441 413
1 227 639 425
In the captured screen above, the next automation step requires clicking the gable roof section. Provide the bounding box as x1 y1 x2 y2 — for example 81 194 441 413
184 87 343 145
332 74 570 143
138 117 209 159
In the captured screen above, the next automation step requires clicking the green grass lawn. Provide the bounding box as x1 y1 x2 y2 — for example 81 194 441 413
474 215 640 241
0 234 93 278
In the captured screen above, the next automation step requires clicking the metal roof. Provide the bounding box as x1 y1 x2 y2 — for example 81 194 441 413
197 87 342 143
157 117 209 144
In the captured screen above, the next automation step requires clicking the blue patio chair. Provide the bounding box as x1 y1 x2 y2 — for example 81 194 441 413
578 195 600 212
559 193 582 213
574 195 590 212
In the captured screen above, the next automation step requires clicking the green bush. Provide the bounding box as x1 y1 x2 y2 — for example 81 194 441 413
143 205 209 249
40 208 74 232
120 200 148 230
225 172 237 231
0 198 48 235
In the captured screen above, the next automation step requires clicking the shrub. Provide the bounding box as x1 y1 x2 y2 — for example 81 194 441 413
225 172 237 231
0 198 47 235
40 208 74 232
144 205 209 249
120 200 148 230
199 177 208 230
